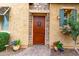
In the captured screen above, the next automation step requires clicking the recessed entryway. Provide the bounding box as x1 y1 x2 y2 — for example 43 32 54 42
33 16 45 45
29 13 49 46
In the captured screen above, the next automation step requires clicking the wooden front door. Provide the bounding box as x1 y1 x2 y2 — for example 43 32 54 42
33 16 45 45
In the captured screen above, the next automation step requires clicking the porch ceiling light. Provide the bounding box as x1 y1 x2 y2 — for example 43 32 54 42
0 7 10 15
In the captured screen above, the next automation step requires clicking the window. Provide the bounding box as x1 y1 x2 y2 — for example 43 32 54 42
2 14 9 30
59 9 77 27
0 7 10 31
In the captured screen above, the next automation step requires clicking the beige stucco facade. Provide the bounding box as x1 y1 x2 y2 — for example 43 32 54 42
0 3 79 49
0 3 29 48
50 3 79 48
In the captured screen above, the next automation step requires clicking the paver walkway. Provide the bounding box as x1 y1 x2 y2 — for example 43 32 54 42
0 45 50 56
15 45 50 56
51 49 79 56
0 45 79 56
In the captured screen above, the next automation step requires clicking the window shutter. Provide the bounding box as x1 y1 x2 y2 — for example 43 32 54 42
59 9 64 27
71 9 77 21
2 15 9 30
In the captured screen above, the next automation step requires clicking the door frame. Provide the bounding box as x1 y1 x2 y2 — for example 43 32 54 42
29 13 49 46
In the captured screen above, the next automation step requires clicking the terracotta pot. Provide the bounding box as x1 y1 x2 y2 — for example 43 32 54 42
13 45 20 51
20 45 27 49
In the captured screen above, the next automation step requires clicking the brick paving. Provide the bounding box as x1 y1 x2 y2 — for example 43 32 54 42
0 45 79 56
14 45 50 56
0 45 50 56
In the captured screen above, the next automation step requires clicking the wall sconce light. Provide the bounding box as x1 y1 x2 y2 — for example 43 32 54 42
57 16 60 20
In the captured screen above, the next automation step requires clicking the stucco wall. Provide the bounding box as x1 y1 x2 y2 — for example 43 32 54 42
1 3 79 48
0 3 29 47
50 4 79 48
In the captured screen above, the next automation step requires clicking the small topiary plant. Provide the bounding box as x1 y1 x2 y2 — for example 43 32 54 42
0 32 10 51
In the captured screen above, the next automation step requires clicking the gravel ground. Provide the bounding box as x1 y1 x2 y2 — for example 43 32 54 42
51 49 79 56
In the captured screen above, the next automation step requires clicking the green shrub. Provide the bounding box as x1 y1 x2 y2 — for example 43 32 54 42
0 32 10 51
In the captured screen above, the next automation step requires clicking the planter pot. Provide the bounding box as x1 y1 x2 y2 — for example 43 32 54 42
58 48 64 52
12 45 20 51
54 46 58 51
20 45 27 49
53 46 58 51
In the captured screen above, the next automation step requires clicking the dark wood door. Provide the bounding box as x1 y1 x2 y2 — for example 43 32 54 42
33 16 45 45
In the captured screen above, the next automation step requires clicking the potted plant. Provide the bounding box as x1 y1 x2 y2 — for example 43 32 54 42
12 39 21 51
56 41 64 52
53 41 64 52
